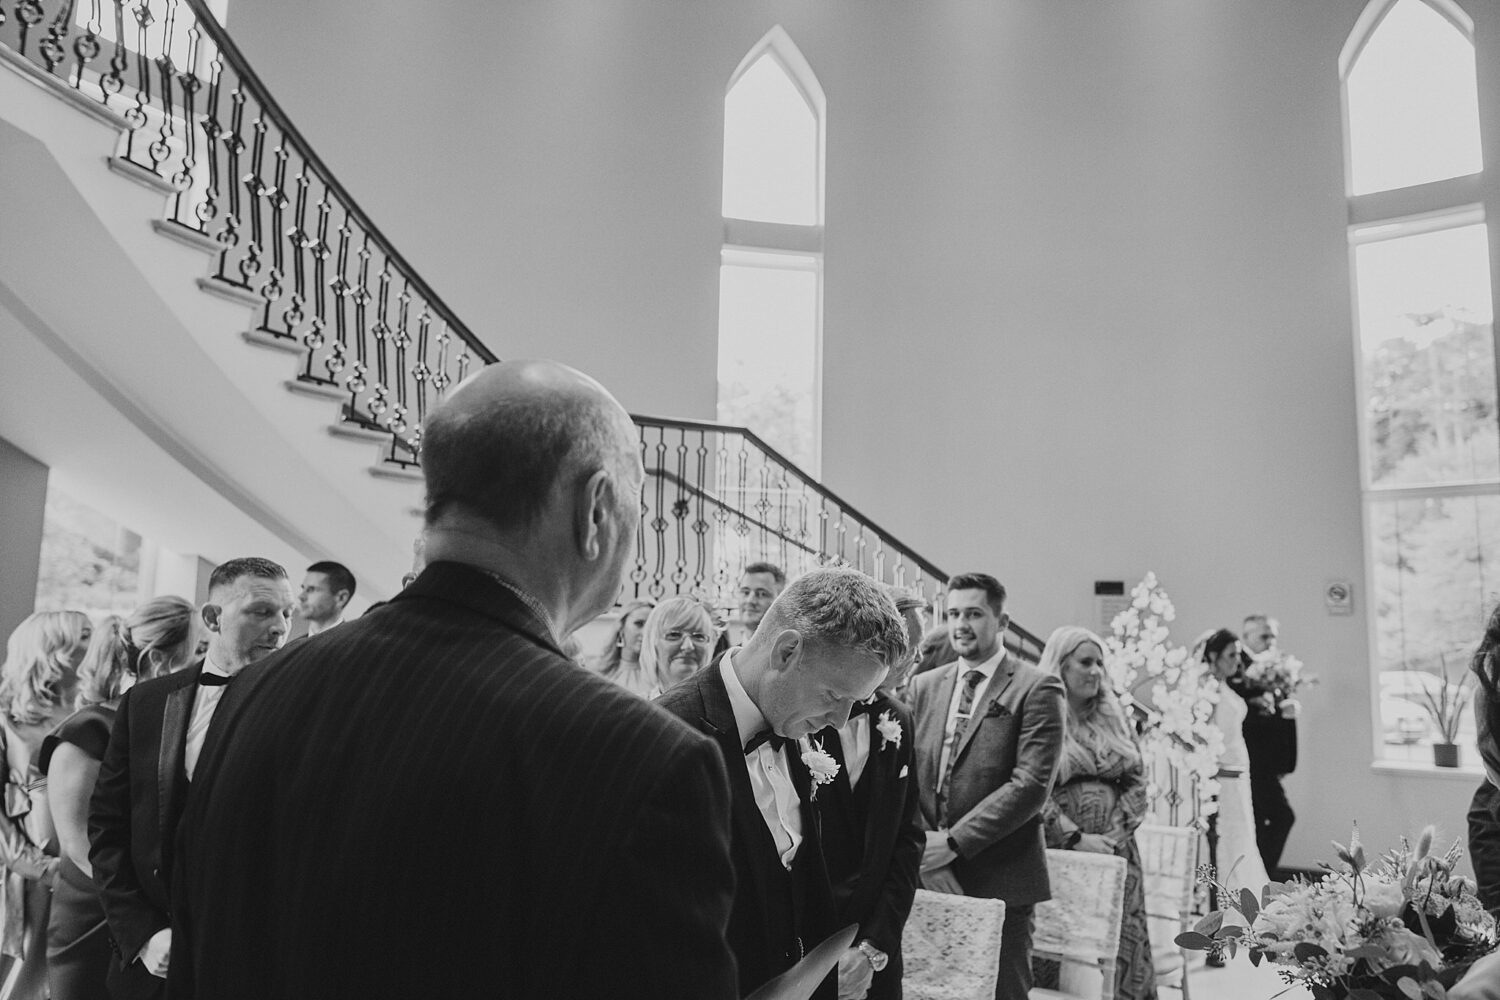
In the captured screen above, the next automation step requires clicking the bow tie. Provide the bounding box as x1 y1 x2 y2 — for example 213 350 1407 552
848 698 882 719
198 672 231 687
743 730 789 756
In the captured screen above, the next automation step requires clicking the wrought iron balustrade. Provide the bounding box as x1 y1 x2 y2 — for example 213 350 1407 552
1 0 494 465
632 415 1045 661
1 0 1047 656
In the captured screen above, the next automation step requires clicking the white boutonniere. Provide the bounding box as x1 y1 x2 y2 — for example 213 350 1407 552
876 710 903 751
800 737 840 800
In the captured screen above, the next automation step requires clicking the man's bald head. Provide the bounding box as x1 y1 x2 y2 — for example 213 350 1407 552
422 360 641 533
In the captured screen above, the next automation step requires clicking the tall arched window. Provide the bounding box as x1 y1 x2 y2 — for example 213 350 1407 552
718 27 825 473
1343 0 1495 766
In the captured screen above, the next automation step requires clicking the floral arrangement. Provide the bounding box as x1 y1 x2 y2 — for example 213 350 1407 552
1104 573 1224 819
1177 825 1496 999
876 710 903 751
1235 649 1316 716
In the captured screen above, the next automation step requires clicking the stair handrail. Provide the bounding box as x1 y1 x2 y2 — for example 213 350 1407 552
1 1 1045 657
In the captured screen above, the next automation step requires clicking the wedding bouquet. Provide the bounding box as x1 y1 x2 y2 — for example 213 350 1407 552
1177 825 1496 999
1235 649 1316 716
1105 573 1224 819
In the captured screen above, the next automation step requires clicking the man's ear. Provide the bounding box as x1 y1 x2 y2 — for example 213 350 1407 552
573 469 612 562
334 590 352 612
997 612 1011 633
769 629 803 673
201 603 222 634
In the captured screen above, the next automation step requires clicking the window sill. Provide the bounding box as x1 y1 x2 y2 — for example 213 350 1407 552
1370 759 1486 782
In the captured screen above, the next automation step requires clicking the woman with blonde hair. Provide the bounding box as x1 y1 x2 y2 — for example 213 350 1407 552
42 597 197 1000
638 597 719 698
1036 625 1156 999
0 610 93 999
596 599 653 688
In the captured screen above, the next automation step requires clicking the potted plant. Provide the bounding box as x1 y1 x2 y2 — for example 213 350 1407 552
1419 657 1474 768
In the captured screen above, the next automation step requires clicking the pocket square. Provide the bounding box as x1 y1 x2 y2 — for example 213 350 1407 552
899 765 909 779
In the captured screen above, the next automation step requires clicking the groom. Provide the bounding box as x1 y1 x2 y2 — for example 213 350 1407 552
656 568 909 1000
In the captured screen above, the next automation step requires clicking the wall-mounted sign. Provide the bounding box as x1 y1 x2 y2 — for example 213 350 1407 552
1095 580 1128 635
1325 579 1354 616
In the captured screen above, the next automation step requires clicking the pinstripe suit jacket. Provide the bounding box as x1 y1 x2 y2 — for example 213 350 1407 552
169 562 737 1000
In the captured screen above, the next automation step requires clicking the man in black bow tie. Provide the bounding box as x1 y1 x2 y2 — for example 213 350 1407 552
656 568 909 1000
814 589 927 1000
908 573 1065 1000
89 556 294 999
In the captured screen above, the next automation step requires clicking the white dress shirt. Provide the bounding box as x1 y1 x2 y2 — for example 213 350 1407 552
839 710 873 790
937 647 1005 784
184 659 233 781
721 651 803 868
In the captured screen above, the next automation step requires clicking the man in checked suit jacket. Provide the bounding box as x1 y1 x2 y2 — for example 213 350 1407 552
909 573 1065 1000
656 568 908 1000
169 361 738 1000
89 556 295 1000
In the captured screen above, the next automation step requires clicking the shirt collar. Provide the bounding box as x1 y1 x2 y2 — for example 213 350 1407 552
307 617 344 637
957 645 1005 680
720 649 770 750
202 649 234 680
479 571 559 647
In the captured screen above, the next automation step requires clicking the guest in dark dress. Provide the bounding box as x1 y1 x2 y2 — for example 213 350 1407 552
42 598 199 1000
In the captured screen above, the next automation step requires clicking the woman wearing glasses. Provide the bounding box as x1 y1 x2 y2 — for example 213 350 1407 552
639 597 720 697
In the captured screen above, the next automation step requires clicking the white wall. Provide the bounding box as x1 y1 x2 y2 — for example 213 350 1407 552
223 0 1500 869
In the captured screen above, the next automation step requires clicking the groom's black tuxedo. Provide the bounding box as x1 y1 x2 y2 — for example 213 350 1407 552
168 562 738 1000
89 661 205 1000
816 691 923 1000
655 656 839 1000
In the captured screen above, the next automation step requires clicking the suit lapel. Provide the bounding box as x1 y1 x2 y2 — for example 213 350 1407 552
157 671 198 841
953 656 1017 767
920 664 957 795
858 697 897 861
695 667 788 876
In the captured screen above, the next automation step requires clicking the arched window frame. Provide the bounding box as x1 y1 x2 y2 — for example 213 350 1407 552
1342 0 1500 770
719 26 827 474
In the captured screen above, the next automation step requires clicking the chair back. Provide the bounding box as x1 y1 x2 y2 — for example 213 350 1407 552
1031 849 1128 1000
902 889 1006 1000
1137 823 1199 986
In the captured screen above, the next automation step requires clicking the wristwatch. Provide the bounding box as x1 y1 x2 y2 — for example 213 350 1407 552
857 940 889 973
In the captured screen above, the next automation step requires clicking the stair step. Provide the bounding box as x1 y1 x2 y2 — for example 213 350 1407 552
152 219 220 254
329 422 392 445
369 464 423 484
0 48 129 129
107 155 179 195
196 277 264 308
241 330 306 356
284 379 347 403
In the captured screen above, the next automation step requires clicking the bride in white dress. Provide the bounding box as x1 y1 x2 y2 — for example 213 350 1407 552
1198 629 1271 893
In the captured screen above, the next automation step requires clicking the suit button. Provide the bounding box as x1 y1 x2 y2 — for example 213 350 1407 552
151 868 159 878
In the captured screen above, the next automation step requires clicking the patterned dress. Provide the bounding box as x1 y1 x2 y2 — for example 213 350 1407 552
1038 708 1157 1000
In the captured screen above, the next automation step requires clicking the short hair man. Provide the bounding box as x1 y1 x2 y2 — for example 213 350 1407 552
1231 613 1297 874
298 560 356 635
171 361 738 999
907 573 1065 1000
814 584 927 999
90 556 293 998
731 561 787 645
656 567 908 1000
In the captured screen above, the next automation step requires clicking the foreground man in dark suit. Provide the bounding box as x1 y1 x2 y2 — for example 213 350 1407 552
909 573 1065 1000
657 568 908 1000
90 556 294 999
171 361 738 1000
816 589 927 1000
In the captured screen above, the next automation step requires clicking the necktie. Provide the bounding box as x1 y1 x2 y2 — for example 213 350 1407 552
744 730 789 756
938 669 986 824
198 672 231 687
